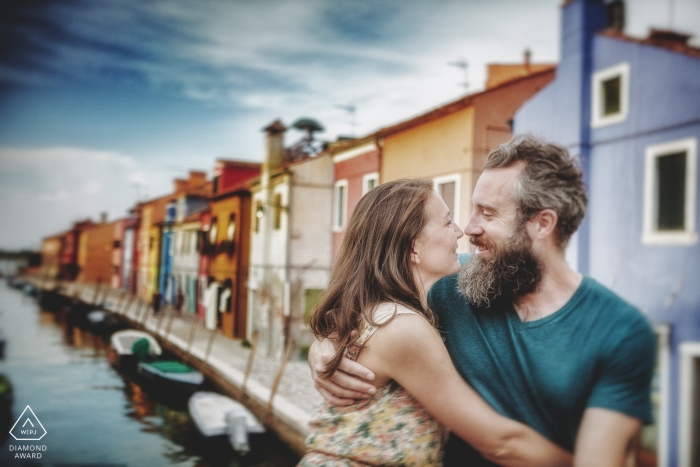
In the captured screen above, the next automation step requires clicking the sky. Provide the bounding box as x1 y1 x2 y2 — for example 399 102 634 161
1 0 699 251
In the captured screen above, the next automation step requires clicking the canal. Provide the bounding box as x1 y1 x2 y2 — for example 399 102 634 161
0 280 300 467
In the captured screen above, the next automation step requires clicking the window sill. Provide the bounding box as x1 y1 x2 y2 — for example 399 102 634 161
642 231 698 245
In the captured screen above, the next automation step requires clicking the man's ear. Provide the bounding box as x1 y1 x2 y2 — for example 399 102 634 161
531 209 558 241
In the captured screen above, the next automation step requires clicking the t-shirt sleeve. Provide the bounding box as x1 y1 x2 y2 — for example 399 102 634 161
586 315 655 423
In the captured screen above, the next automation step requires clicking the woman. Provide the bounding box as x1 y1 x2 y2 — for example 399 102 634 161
298 179 571 466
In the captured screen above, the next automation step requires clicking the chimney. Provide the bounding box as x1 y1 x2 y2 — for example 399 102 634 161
100 212 107 224
174 178 187 195
262 119 287 171
605 0 625 32
648 29 692 46
524 48 531 73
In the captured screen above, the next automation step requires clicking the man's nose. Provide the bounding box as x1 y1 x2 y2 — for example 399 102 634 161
463 213 481 237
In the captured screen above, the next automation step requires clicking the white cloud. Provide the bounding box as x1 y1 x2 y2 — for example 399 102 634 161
0 147 171 249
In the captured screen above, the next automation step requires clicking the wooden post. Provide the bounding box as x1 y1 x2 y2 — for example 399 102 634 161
121 294 135 316
186 318 199 354
165 307 176 338
241 331 260 396
266 341 295 417
115 289 126 313
204 328 217 362
155 304 169 335
92 282 101 305
140 301 151 325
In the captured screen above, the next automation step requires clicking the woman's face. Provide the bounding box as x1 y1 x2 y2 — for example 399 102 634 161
412 191 464 288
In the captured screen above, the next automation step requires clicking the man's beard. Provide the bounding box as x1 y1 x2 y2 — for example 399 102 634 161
457 223 543 308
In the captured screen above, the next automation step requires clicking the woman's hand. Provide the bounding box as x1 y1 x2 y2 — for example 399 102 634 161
308 336 377 406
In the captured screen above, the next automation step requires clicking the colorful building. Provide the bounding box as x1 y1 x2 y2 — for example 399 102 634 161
121 207 140 294
513 0 700 464
40 233 65 280
329 136 380 260
77 216 118 284
59 219 94 281
248 120 333 358
375 57 555 253
136 193 175 302
203 159 260 336
161 171 211 306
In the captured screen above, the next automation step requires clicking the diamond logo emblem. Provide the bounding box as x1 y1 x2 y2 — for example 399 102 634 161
9 405 47 441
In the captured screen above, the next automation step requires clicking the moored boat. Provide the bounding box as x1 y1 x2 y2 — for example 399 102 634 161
137 360 204 396
188 391 265 454
109 330 162 371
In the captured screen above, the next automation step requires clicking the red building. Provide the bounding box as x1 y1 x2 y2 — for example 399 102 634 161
330 136 380 260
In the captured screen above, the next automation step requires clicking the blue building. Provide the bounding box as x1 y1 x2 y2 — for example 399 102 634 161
158 200 177 303
514 1 700 465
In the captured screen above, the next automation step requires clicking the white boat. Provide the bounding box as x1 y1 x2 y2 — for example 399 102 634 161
110 330 162 357
188 391 265 454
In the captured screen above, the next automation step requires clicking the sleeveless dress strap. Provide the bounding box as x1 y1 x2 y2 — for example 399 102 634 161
345 302 417 361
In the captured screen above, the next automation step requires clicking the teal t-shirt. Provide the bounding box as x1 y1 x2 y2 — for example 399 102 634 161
428 255 654 463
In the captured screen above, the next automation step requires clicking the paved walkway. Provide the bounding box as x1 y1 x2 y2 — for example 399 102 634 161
53 281 323 442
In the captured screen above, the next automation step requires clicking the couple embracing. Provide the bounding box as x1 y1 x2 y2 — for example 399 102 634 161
299 135 654 466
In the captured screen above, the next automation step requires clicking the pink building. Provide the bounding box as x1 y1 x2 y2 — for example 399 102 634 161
330 136 380 260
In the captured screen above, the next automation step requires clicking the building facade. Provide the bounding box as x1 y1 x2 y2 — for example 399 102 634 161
377 60 555 253
330 137 380 260
205 160 260 337
513 0 700 464
248 120 333 358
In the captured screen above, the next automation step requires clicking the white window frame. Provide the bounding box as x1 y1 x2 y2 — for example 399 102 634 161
333 179 348 232
679 341 700 467
652 324 671 467
591 62 629 128
433 173 461 226
642 137 698 245
362 172 379 195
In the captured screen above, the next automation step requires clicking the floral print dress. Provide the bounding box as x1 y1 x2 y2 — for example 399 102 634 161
298 303 448 466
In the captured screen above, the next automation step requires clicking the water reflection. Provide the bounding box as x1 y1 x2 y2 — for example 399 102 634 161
0 281 299 467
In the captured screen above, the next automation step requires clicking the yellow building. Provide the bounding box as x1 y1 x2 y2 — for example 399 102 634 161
378 63 555 252
136 194 174 301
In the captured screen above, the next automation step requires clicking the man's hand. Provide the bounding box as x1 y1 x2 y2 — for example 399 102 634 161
308 337 377 406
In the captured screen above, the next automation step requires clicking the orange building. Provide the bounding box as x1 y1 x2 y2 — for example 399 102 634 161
40 233 66 280
377 58 555 252
204 160 260 338
77 217 119 284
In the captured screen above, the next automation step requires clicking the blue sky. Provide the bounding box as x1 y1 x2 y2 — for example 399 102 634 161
1 0 699 250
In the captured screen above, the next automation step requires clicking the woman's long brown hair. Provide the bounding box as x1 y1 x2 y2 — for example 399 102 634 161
310 178 437 378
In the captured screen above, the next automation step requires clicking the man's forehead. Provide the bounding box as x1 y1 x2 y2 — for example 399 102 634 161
474 166 521 206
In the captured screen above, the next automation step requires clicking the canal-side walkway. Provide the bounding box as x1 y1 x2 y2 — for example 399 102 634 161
36 280 323 456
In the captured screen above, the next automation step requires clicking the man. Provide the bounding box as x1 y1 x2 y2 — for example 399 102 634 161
310 135 655 466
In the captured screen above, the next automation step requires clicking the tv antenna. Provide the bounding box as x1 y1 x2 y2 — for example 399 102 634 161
448 58 469 90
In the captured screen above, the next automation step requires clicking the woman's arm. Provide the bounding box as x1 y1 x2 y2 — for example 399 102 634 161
360 314 572 467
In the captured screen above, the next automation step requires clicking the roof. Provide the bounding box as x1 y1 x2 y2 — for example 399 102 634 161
375 66 555 138
599 28 700 59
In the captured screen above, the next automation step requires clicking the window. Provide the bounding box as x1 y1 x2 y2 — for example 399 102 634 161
591 62 629 127
333 179 348 231
227 214 236 241
679 341 700 467
434 174 461 226
643 138 697 245
209 217 218 244
273 193 283 230
362 172 379 195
